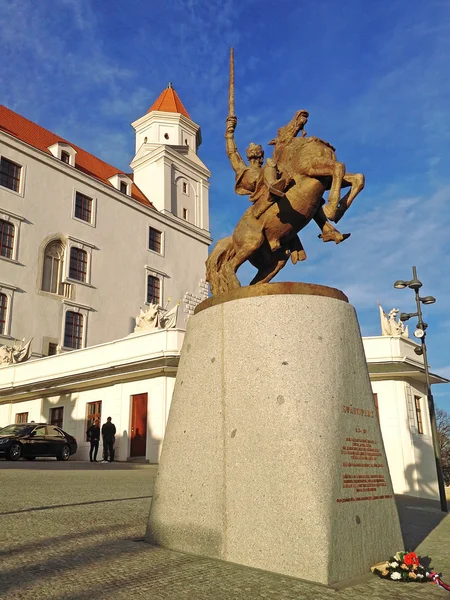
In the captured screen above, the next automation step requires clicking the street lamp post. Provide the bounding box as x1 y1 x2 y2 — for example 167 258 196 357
394 266 447 512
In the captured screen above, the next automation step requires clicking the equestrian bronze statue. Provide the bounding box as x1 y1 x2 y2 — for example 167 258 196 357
206 50 365 297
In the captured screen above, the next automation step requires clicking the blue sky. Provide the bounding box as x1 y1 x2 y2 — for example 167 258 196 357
1 0 449 407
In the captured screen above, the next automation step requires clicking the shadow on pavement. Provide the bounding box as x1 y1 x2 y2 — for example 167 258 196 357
0 495 152 516
395 494 448 550
0 460 157 471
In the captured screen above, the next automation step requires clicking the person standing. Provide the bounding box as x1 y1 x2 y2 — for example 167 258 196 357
101 417 116 463
87 418 100 462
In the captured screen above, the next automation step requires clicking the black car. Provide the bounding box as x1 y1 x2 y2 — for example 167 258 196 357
0 423 77 461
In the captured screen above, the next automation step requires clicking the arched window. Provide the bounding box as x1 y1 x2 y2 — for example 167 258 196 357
42 240 65 294
69 247 87 282
0 293 7 334
0 219 14 259
64 311 83 349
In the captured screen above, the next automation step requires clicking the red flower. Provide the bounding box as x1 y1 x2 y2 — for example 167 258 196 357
403 552 420 566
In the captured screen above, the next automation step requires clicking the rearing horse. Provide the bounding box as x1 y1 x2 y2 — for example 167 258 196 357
206 112 364 297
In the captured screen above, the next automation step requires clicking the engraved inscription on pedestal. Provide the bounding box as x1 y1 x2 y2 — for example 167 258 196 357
337 405 392 504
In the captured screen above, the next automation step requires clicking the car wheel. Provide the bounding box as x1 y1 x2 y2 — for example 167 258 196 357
7 443 22 461
25 457 36 461
57 444 70 461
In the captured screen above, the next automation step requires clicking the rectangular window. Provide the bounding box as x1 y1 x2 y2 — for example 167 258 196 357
50 406 64 429
48 342 58 356
182 208 188 220
373 393 380 423
149 227 162 253
75 192 93 223
0 157 21 192
64 311 83 349
61 151 70 164
69 247 88 282
15 412 28 424
120 181 128 194
147 275 161 304
415 396 424 434
0 293 7 335
86 401 102 441
0 220 14 259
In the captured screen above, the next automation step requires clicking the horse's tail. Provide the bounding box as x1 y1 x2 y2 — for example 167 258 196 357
205 236 236 296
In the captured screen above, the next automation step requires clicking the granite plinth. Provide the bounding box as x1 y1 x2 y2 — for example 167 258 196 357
146 283 403 586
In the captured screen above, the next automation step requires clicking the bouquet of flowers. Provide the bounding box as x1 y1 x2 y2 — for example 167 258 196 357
372 551 450 592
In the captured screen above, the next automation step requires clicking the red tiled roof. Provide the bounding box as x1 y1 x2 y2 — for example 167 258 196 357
0 105 153 209
147 84 191 119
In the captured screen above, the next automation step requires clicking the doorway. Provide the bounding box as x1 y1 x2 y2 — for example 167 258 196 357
130 393 148 457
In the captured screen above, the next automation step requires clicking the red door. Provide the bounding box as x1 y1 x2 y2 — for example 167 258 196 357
130 393 148 457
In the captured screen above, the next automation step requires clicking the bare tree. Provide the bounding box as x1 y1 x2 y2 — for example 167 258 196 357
436 407 450 486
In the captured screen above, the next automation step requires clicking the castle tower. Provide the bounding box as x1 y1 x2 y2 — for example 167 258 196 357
130 83 210 230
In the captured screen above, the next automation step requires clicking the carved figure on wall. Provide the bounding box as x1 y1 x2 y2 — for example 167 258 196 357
0 338 33 366
378 304 409 338
206 50 365 297
134 299 180 333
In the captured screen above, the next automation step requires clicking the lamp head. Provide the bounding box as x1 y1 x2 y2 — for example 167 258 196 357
399 312 411 322
414 346 424 356
408 278 422 291
394 280 407 289
421 296 436 305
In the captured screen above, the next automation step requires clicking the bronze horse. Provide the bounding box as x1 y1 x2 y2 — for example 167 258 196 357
206 111 365 296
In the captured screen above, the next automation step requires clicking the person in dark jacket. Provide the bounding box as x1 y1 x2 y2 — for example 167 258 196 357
101 417 116 463
87 418 100 462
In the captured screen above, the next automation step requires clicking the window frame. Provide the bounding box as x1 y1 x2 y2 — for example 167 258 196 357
15 412 29 424
0 219 15 260
414 395 424 435
0 209 24 264
65 237 96 287
148 226 163 255
147 274 161 305
41 239 66 295
61 302 91 350
0 282 16 338
0 156 23 195
49 407 64 430
69 247 88 283
72 190 97 227
63 310 84 349
61 151 71 164
86 401 102 441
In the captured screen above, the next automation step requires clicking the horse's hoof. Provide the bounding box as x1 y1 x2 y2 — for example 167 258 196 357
337 233 351 244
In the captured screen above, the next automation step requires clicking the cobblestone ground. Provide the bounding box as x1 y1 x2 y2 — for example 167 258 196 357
0 460 449 599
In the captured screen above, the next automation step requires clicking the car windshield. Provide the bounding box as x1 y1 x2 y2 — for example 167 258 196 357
0 424 33 436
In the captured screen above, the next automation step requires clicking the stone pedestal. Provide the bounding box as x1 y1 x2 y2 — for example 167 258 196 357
146 283 403 586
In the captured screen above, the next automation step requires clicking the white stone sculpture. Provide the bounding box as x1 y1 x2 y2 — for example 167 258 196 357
378 304 409 338
0 338 33 366
134 299 180 333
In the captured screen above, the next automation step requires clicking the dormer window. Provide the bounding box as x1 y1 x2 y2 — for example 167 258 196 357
47 142 77 166
108 174 132 196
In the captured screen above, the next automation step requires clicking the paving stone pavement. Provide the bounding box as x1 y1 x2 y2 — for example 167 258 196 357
0 460 449 599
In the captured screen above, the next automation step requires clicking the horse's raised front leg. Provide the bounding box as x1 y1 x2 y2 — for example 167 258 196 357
333 173 365 223
304 158 346 221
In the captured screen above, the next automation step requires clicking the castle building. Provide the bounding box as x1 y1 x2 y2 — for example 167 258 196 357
0 83 211 357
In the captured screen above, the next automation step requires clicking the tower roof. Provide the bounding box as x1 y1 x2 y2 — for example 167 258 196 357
147 83 191 119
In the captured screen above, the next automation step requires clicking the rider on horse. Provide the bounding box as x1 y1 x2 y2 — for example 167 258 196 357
225 112 349 244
